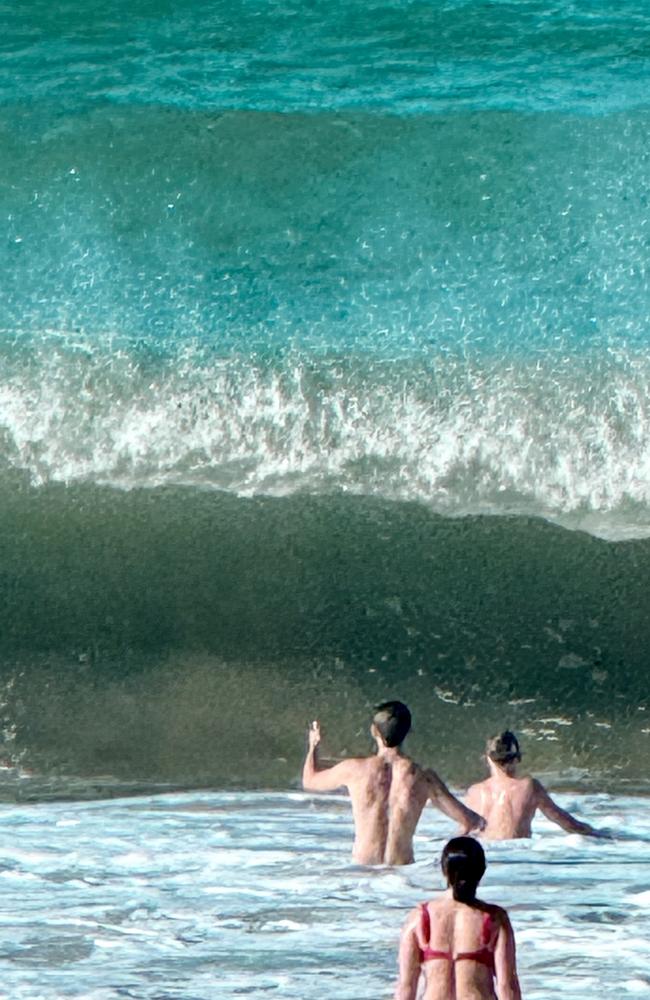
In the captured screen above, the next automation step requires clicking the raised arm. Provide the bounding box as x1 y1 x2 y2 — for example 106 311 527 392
533 780 599 836
493 909 522 1000
302 720 352 792
393 908 422 1000
426 770 485 833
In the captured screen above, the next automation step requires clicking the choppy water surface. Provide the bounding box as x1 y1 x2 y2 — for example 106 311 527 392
0 789 647 999
3 0 650 912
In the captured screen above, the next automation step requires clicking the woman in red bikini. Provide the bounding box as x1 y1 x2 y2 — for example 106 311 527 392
394 837 521 1000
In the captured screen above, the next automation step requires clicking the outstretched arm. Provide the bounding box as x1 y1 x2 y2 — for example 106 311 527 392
494 910 522 1000
426 770 485 833
534 780 601 836
302 721 352 792
394 908 422 1000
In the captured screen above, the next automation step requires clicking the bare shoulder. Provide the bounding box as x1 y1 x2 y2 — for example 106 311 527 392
480 902 511 929
344 756 375 780
347 756 372 770
420 763 443 783
465 778 489 805
414 765 447 795
383 754 425 781
403 903 423 931
530 776 547 797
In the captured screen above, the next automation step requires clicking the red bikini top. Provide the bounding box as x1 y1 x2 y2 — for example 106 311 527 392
418 904 496 972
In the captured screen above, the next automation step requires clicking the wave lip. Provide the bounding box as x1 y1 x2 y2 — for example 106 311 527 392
1 343 650 538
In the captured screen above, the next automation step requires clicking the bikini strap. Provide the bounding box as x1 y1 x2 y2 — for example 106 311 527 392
481 911 493 945
419 903 431 948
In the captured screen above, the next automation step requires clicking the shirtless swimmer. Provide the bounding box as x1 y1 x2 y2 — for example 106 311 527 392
465 730 608 840
302 701 485 865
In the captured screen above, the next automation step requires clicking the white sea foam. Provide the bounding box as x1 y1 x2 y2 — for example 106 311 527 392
0 790 646 998
2 345 650 538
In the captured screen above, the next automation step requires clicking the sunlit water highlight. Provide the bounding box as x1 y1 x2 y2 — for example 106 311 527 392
0 790 648 998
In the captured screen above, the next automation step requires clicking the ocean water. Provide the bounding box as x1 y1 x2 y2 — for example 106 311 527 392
0 787 647 999
2 3 650 789
5 4 650 997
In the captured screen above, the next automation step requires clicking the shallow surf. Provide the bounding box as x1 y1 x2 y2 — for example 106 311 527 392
0 789 647 998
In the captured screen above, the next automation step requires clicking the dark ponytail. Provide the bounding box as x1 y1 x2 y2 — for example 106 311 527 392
441 837 486 904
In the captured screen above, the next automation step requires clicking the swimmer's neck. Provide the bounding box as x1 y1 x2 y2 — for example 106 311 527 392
487 758 519 779
374 740 403 760
370 723 404 759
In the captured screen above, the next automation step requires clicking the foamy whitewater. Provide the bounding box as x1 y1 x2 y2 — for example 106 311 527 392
2 1 650 994
0 788 648 999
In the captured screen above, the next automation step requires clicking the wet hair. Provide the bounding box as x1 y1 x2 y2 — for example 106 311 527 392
372 701 412 748
441 837 486 903
486 730 521 765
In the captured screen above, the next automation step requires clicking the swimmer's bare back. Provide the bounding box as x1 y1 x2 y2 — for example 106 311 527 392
395 898 521 1000
465 773 599 840
303 721 483 864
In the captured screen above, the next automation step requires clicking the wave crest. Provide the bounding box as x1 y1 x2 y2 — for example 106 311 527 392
1 341 650 536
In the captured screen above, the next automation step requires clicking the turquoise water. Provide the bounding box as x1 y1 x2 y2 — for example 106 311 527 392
4 0 650 115
3 2 650 526
2 8 650 996
1 1 650 786
0 787 647 998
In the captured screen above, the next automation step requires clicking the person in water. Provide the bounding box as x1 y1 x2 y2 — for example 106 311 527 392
465 730 603 840
302 701 484 865
394 836 521 1000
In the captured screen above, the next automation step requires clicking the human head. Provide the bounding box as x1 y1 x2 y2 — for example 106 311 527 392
441 836 486 903
372 701 412 748
486 730 521 768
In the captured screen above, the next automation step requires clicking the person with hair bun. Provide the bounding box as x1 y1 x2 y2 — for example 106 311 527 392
394 837 521 1000
465 730 603 840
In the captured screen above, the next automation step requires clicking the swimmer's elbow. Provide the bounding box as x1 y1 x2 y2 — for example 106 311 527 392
301 769 322 791
301 761 320 790
460 807 484 833
394 987 418 1000
551 808 591 834
394 969 420 1000
500 974 522 1000
495 964 521 1000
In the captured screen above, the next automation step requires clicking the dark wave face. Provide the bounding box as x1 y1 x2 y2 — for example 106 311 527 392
0 478 649 793
2 0 650 795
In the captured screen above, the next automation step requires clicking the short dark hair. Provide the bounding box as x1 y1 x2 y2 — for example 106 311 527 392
372 701 412 747
441 836 486 902
486 730 521 765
